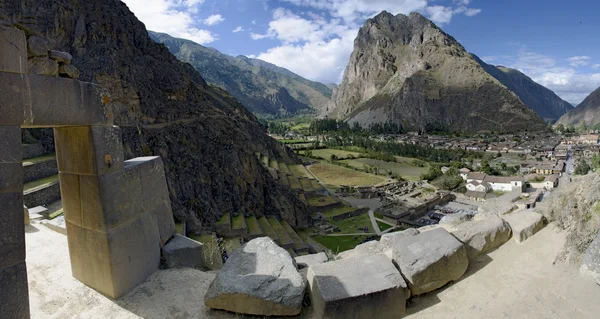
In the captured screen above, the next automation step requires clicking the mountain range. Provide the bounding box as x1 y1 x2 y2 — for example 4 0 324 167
149 31 332 116
557 87 600 127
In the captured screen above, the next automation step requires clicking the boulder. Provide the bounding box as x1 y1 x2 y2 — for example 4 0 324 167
295 252 327 269
308 254 408 319
48 50 73 64
27 36 50 57
392 228 468 295
204 237 305 316
580 231 600 285
451 214 512 260
439 212 473 226
162 234 204 269
338 228 419 260
58 64 80 79
502 210 545 243
28 57 58 76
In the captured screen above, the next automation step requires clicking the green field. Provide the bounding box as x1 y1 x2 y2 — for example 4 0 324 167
308 163 387 187
313 235 373 253
340 158 428 181
301 148 362 160
377 221 393 231
231 214 245 230
321 206 358 219
329 212 374 234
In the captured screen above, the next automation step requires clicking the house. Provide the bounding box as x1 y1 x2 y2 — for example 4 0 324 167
466 181 491 193
483 175 524 192
520 163 533 174
533 164 555 175
464 172 487 182
464 190 486 202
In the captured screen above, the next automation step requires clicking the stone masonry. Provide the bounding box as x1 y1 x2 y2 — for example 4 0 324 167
0 26 177 317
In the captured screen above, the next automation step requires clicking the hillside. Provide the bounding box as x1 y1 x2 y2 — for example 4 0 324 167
472 55 573 122
326 11 547 133
149 31 332 116
557 87 600 126
1 0 309 232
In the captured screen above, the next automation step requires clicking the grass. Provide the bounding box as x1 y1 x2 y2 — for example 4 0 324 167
22 154 56 166
307 163 387 187
288 176 303 190
231 214 245 230
223 237 242 254
329 212 374 234
321 205 358 219
277 139 307 144
289 164 314 178
340 158 428 181
23 174 59 193
377 221 393 231
301 148 362 160
307 195 340 207
189 234 222 269
215 213 231 226
48 209 64 219
313 235 373 253
245 215 261 235
175 223 185 235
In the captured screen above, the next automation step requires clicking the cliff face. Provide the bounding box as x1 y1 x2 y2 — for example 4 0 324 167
1 0 309 232
149 31 332 116
328 11 546 133
557 87 600 126
472 55 573 122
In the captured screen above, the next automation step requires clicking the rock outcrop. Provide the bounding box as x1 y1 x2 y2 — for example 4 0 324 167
149 31 332 116
1 0 309 233
580 231 600 285
327 11 547 133
204 237 305 316
557 86 600 127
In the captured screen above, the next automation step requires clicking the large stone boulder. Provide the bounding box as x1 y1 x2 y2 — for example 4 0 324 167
48 50 73 64
439 212 473 226
162 234 204 269
580 231 600 285
204 237 305 316
502 210 545 243
27 35 50 57
392 228 468 295
451 214 512 260
338 228 419 260
307 254 408 319
28 57 58 76
295 252 327 269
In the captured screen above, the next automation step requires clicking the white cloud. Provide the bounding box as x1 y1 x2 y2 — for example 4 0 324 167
567 56 591 67
203 14 225 26
593 64 600 69
464 8 482 16
121 0 216 44
232 26 244 33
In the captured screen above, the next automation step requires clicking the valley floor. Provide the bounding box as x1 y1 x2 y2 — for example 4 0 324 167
27 222 600 319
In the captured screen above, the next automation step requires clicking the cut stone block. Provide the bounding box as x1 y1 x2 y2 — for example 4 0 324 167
0 162 23 193
26 35 50 57
54 126 124 176
580 231 600 285
0 72 26 125
28 206 49 217
308 254 408 319
59 173 81 226
66 212 160 299
125 156 170 211
41 215 67 235
0 262 30 319
451 214 512 260
79 164 144 232
0 27 27 74
0 126 22 163
338 240 392 260
502 210 545 243
28 57 59 77
204 237 305 316
162 234 204 269
295 252 328 269
149 201 176 246
440 212 473 226
0 193 25 270
392 228 468 295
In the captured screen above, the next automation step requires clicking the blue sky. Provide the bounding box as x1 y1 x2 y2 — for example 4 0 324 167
122 0 600 105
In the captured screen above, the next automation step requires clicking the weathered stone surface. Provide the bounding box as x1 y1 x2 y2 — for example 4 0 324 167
308 254 408 319
162 234 204 269
27 35 50 57
338 240 391 259
204 237 305 316
0 262 30 319
29 57 59 77
0 162 23 193
91 126 125 175
149 201 177 247
451 214 512 260
48 50 73 64
0 193 25 270
58 64 80 79
392 228 468 295
295 252 328 269
59 173 82 226
0 126 21 163
503 210 545 243
0 27 27 73
580 231 600 285
24 206 30 225
0 73 26 125
440 212 473 226
125 156 169 211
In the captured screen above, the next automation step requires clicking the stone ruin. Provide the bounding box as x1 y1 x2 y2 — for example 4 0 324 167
0 26 198 317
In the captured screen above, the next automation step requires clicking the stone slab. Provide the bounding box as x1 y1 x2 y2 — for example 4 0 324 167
451 214 512 260
162 234 204 269
149 201 176 246
0 27 27 74
502 210 545 243
0 262 30 319
91 126 124 176
59 173 81 226
28 206 49 216
308 254 408 319
580 231 600 285
0 192 25 270
0 162 22 193
295 252 328 269
392 228 468 295
125 156 170 212
0 72 26 125
0 126 22 163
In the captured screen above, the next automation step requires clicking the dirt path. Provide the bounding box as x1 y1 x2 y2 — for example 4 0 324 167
405 224 600 319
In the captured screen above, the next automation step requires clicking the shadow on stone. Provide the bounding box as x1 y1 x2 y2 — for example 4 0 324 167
25 224 40 233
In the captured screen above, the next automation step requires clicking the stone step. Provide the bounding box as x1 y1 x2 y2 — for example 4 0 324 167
280 220 310 253
299 177 315 194
257 216 279 243
245 214 264 240
267 216 294 249
279 162 292 176
278 172 290 187
22 143 47 160
269 159 280 171
288 177 303 192
289 164 312 179
215 213 232 237
40 215 66 236
23 174 61 208
46 200 63 219
23 154 58 183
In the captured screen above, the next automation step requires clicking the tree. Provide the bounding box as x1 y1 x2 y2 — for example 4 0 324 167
555 123 565 134
330 154 337 162
592 154 600 169
575 160 591 175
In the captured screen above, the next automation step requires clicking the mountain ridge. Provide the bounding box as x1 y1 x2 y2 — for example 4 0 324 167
557 87 600 126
